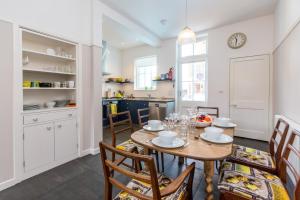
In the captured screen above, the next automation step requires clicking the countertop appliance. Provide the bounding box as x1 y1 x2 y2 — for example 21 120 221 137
149 101 175 121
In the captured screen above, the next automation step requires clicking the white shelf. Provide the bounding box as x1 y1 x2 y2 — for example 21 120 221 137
23 88 76 90
23 68 76 75
23 49 76 62
22 107 77 114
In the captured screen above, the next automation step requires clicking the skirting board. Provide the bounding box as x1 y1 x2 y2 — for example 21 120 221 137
80 147 100 156
0 178 17 192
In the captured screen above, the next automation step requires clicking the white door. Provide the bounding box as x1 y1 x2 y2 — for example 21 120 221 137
230 55 270 141
24 123 54 172
54 119 77 160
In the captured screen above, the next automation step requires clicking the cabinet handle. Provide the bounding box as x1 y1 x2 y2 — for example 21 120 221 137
32 118 38 122
57 124 62 128
68 113 73 117
46 127 52 131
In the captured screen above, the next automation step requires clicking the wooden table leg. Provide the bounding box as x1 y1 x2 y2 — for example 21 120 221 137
204 160 214 200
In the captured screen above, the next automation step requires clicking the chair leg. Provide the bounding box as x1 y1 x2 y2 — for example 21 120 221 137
160 152 165 172
154 151 160 172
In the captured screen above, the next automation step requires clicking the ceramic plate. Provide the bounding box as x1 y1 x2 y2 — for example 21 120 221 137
143 125 164 132
212 122 237 128
151 137 185 148
200 133 233 144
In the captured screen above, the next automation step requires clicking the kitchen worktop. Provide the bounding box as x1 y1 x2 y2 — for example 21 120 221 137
102 97 175 102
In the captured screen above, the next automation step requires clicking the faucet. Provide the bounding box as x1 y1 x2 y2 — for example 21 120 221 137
147 94 151 99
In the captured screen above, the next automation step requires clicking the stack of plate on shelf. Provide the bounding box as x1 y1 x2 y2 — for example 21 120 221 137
23 104 41 110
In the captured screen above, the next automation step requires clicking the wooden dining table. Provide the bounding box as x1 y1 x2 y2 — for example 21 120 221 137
131 126 234 200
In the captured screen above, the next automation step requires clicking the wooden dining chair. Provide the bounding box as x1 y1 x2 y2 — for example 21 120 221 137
137 108 165 172
109 111 144 164
99 142 196 200
226 118 289 175
197 106 219 117
218 129 300 200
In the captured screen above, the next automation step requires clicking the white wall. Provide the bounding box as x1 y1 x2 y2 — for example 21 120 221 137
122 39 176 98
206 15 274 117
274 0 300 47
0 0 92 45
0 20 14 185
273 0 300 126
102 44 123 97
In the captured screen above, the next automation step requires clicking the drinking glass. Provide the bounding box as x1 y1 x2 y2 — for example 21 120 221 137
179 124 189 145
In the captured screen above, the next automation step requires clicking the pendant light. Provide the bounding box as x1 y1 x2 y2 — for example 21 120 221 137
177 0 196 44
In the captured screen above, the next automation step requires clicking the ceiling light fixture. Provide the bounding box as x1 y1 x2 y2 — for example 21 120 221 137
177 0 196 45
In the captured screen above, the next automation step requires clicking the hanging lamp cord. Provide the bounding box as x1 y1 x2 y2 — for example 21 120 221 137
185 0 188 27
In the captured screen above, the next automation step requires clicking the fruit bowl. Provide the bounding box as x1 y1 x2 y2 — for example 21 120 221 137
195 114 213 128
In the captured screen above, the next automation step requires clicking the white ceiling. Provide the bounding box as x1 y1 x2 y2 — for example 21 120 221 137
100 0 277 39
102 16 144 49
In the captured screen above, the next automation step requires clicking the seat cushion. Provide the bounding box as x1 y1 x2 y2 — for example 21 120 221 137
227 145 276 171
113 172 187 200
116 139 144 154
218 161 290 200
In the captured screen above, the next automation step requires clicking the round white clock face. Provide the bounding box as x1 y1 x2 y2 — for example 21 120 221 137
228 32 247 49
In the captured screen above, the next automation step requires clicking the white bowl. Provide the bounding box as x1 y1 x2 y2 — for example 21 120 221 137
158 131 177 145
148 120 162 130
195 121 211 127
215 117 231 126
204 127 224 140
45 101 56 108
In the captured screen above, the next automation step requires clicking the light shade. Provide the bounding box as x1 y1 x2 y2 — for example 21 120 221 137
177 26 196 45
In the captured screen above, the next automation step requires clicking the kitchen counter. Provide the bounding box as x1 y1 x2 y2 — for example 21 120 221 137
102 97 175 102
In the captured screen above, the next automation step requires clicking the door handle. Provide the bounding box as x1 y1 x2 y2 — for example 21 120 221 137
57 124 62 128
46 127 52 131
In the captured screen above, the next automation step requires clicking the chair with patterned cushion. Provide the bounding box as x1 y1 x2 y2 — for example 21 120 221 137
218 129 300 200
226 118 289 175
109 111 144 165
138 108 165 172
99 142 196 200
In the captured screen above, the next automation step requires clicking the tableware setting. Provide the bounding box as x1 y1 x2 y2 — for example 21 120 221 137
213 117 237 128
151 131 185 148
200 127 233 144
143 120 164 132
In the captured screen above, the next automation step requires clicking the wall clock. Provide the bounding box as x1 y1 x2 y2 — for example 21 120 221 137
227 32 247 49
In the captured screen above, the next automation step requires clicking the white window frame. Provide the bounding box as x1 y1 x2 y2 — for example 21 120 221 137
134 55 157 91
178 37 208 102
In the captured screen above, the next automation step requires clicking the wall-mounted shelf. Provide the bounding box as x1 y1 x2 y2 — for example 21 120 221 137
23 49 76 62
23 68 76 75
105 81 133 84
23 88 76 90
152 79 174 82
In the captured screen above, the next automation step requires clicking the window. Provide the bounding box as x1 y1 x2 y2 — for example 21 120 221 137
134 56 157 90
179 38 207 102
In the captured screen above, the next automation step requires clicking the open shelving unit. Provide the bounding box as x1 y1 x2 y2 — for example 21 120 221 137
22 29 78 111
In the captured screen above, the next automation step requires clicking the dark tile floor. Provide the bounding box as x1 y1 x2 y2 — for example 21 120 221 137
0 127 268 200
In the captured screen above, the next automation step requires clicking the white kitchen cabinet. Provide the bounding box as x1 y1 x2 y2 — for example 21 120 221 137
23 122 54 172
54 119 78 160
22 109 78 178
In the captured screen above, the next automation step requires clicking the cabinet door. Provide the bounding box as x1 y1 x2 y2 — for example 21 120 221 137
24 123 54 172
55 119 78 160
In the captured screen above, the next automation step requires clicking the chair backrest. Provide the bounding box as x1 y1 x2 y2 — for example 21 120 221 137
197 106 219 117
269 118 289 170
137 108 150 128
279 129 300 200
109 111 134 147
99 142 161 200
